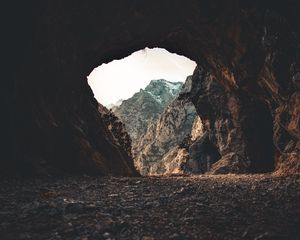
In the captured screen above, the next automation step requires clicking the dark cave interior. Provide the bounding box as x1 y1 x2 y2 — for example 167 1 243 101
2 0 299 176
1 1 300 239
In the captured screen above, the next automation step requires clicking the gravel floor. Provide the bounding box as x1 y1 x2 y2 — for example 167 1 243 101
0 174 299 240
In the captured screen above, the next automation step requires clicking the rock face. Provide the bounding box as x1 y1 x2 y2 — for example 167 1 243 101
144 116 205 175
134 77 198 175
185 117 221 173
98 103 133 160
146 114 222 176
190 116 204 141
274 92 300 174
9 80 138 176
113 79 182 143
134 100 197 175
2 0 299 176
189 65 275 173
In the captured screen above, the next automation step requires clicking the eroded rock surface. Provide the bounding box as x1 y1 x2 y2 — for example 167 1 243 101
133 99 196 175
190 65 275 174
98 103 136 173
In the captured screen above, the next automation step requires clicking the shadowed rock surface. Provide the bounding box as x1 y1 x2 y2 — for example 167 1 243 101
190 65 275 174
98 103 137 174
0 175 299 239
2 0 300 175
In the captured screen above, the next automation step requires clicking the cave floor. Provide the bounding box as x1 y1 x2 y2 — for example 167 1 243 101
0 174 299 240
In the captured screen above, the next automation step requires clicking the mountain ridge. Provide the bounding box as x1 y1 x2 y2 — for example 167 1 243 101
113 79 183 143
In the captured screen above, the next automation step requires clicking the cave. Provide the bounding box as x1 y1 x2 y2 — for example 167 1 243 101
87 47 207 176
1 1 300 239
4 0 298 177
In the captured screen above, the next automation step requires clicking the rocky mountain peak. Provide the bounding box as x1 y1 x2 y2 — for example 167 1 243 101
132 76 202 175
113 79 183 143
107 99 124 111
144 79 183 104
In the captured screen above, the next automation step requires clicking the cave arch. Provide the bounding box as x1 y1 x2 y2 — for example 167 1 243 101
2 0 299 176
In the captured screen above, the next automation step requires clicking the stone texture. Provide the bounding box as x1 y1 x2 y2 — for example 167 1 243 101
133 98 196 175
132 77 196 175
98 103 134 163
189 133 221 173
1 175 300 239
189 65 275 173
191 116 204 141
149 147 190 175
273 92 300 175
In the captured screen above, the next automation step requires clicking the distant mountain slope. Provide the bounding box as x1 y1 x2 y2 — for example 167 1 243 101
133 99 197 175
132 76 199 175
113 79 183 143
106 99 124 111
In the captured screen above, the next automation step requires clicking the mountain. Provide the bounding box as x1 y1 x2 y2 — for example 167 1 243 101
133 76 201 175
133 99 197 175
146 116 203 175
144 79 183 105
106 99 124 111
113 79 183 143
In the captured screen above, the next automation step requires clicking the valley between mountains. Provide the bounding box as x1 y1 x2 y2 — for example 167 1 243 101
103 77 213 176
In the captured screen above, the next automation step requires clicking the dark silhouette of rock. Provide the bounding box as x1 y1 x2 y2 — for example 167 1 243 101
189 133 221 173
98 103 138 175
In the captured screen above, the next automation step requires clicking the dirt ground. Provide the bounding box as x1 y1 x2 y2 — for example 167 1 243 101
0 174 299 240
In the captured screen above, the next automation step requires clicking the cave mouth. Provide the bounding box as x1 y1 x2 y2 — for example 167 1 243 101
87 47 218 176
86 46 276 176
87 47 196 107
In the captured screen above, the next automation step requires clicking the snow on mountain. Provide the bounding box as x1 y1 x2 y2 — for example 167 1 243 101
112 79 183 143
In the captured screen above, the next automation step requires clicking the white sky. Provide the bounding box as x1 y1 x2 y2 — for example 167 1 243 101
87 47 196 106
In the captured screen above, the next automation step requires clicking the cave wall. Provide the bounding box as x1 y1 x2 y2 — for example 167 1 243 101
187 3 300 174
2 0 299 176
190 65 275 173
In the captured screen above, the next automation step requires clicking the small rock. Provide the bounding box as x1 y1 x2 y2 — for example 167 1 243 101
103 232 111 238
108 194 119 197
142 236 154 240
169 233 180 239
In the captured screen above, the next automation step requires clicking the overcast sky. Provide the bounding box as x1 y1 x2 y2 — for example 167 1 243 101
87 47 196 106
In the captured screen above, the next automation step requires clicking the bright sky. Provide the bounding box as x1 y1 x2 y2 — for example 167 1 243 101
87 47 196 106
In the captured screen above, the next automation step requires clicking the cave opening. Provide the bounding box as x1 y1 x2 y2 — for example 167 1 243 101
2 0 288 177
1 2 299 238
86 44 277 176
87 47 221 176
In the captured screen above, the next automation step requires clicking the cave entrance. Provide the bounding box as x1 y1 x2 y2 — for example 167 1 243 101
87 47 216 175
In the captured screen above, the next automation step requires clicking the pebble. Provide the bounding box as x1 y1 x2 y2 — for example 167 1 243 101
142 236 155 240
0 175 299 240
103 232 111 238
